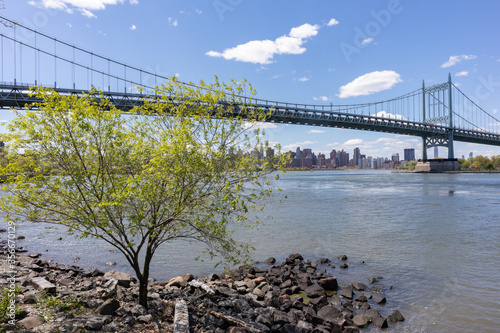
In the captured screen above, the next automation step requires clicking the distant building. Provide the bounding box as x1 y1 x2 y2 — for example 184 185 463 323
353 147 361 167
338 150 349 167
469 152 473 159
404 148 415 161
392 153 400 164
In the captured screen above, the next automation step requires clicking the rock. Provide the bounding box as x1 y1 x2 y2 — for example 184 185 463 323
297 320 314 331
103 270 132 287
273 310 293 324
370 286 384 294
352 282 367 291
388 310 405 323
265 257 276 264
305 284 326 298
317 258 331 264
28 253 41 258
137 314 153 323
354 294 367 302
338 255 348 261
23 291 39 304
342 326 360 333
183 273 194 283
340 263 349 269
130 304 147 316
105 261 117 266
317 305 342 322
352 314 369 327
372 316 388 328
372 294 386 304
18 316 45 329
85 315 112 330
31 276 56 295
339 286 353 299
96 299 120 315
167 276 186 288
318 277 338 291
286 253 303 264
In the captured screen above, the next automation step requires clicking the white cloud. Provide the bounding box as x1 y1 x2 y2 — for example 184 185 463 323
361 37 374 45
243 122 279 130
168 17 178 26
130 0 138 4
441 54 477 68
66 22 72 28
344 138 364 146
308 129 325 134
313 96 330 102
81 8 97 18
298 77 309 82
455 71 468 77
338 70 402 98
195 8 202 14
327 18 339 26
493 108 498 114
283 141 316 151
206 23 320 64
29 0 127 17
130 24 136 30
372 111 406 120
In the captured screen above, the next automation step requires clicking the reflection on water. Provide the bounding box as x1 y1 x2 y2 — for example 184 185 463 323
2 170 500 332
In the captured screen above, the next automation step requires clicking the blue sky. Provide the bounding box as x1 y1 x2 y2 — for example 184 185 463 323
2 0 500 159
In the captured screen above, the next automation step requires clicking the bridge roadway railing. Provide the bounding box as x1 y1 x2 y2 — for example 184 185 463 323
1 83 500 147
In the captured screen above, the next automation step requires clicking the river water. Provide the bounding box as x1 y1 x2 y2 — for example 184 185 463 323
2 170 500 332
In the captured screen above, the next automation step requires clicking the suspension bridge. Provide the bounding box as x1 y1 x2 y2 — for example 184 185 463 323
1 17 500 162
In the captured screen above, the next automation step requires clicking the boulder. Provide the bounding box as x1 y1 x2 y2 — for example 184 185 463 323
167 276 186 288
286 253 303 264
18 316 45 330
265 257 276 265
305 284 326 298
372 294 386 304
317 305 342 322
339 286 353 299
96 298 120 316
352 314 369 327
317 258 331 264
318 277 338 291
103 270 132 288
388 310 405 323
352 282 367 291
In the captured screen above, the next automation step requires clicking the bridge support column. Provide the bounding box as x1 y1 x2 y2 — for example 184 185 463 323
447 73 454 159
422 136 428 161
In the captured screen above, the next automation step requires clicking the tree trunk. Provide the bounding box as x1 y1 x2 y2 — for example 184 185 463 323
139 277 149 309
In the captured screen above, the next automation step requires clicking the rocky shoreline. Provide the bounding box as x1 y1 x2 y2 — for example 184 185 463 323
1 242 405 332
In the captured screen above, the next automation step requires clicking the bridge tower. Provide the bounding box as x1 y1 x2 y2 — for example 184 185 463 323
421 74 455 161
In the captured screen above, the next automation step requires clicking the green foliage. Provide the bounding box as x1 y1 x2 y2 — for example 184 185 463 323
36 291 85 322
0 76 288 307
459 155 500 171
0 287 20 323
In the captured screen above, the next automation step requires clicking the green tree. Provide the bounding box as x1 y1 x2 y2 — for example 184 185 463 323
472 155 490 170
0 77 287 308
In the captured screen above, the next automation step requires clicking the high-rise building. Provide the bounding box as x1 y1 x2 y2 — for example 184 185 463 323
338 150 349 167
404 148 415 161
353 147 361 167
330 149 337 167
392 153 400 164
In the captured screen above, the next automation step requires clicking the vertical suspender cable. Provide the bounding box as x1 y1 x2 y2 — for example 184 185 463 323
34 32 37 86
72 46 75 90
108 59 110 92
90 52 93 88
14 24 16 85
54 38 57 88
1 35 3 83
